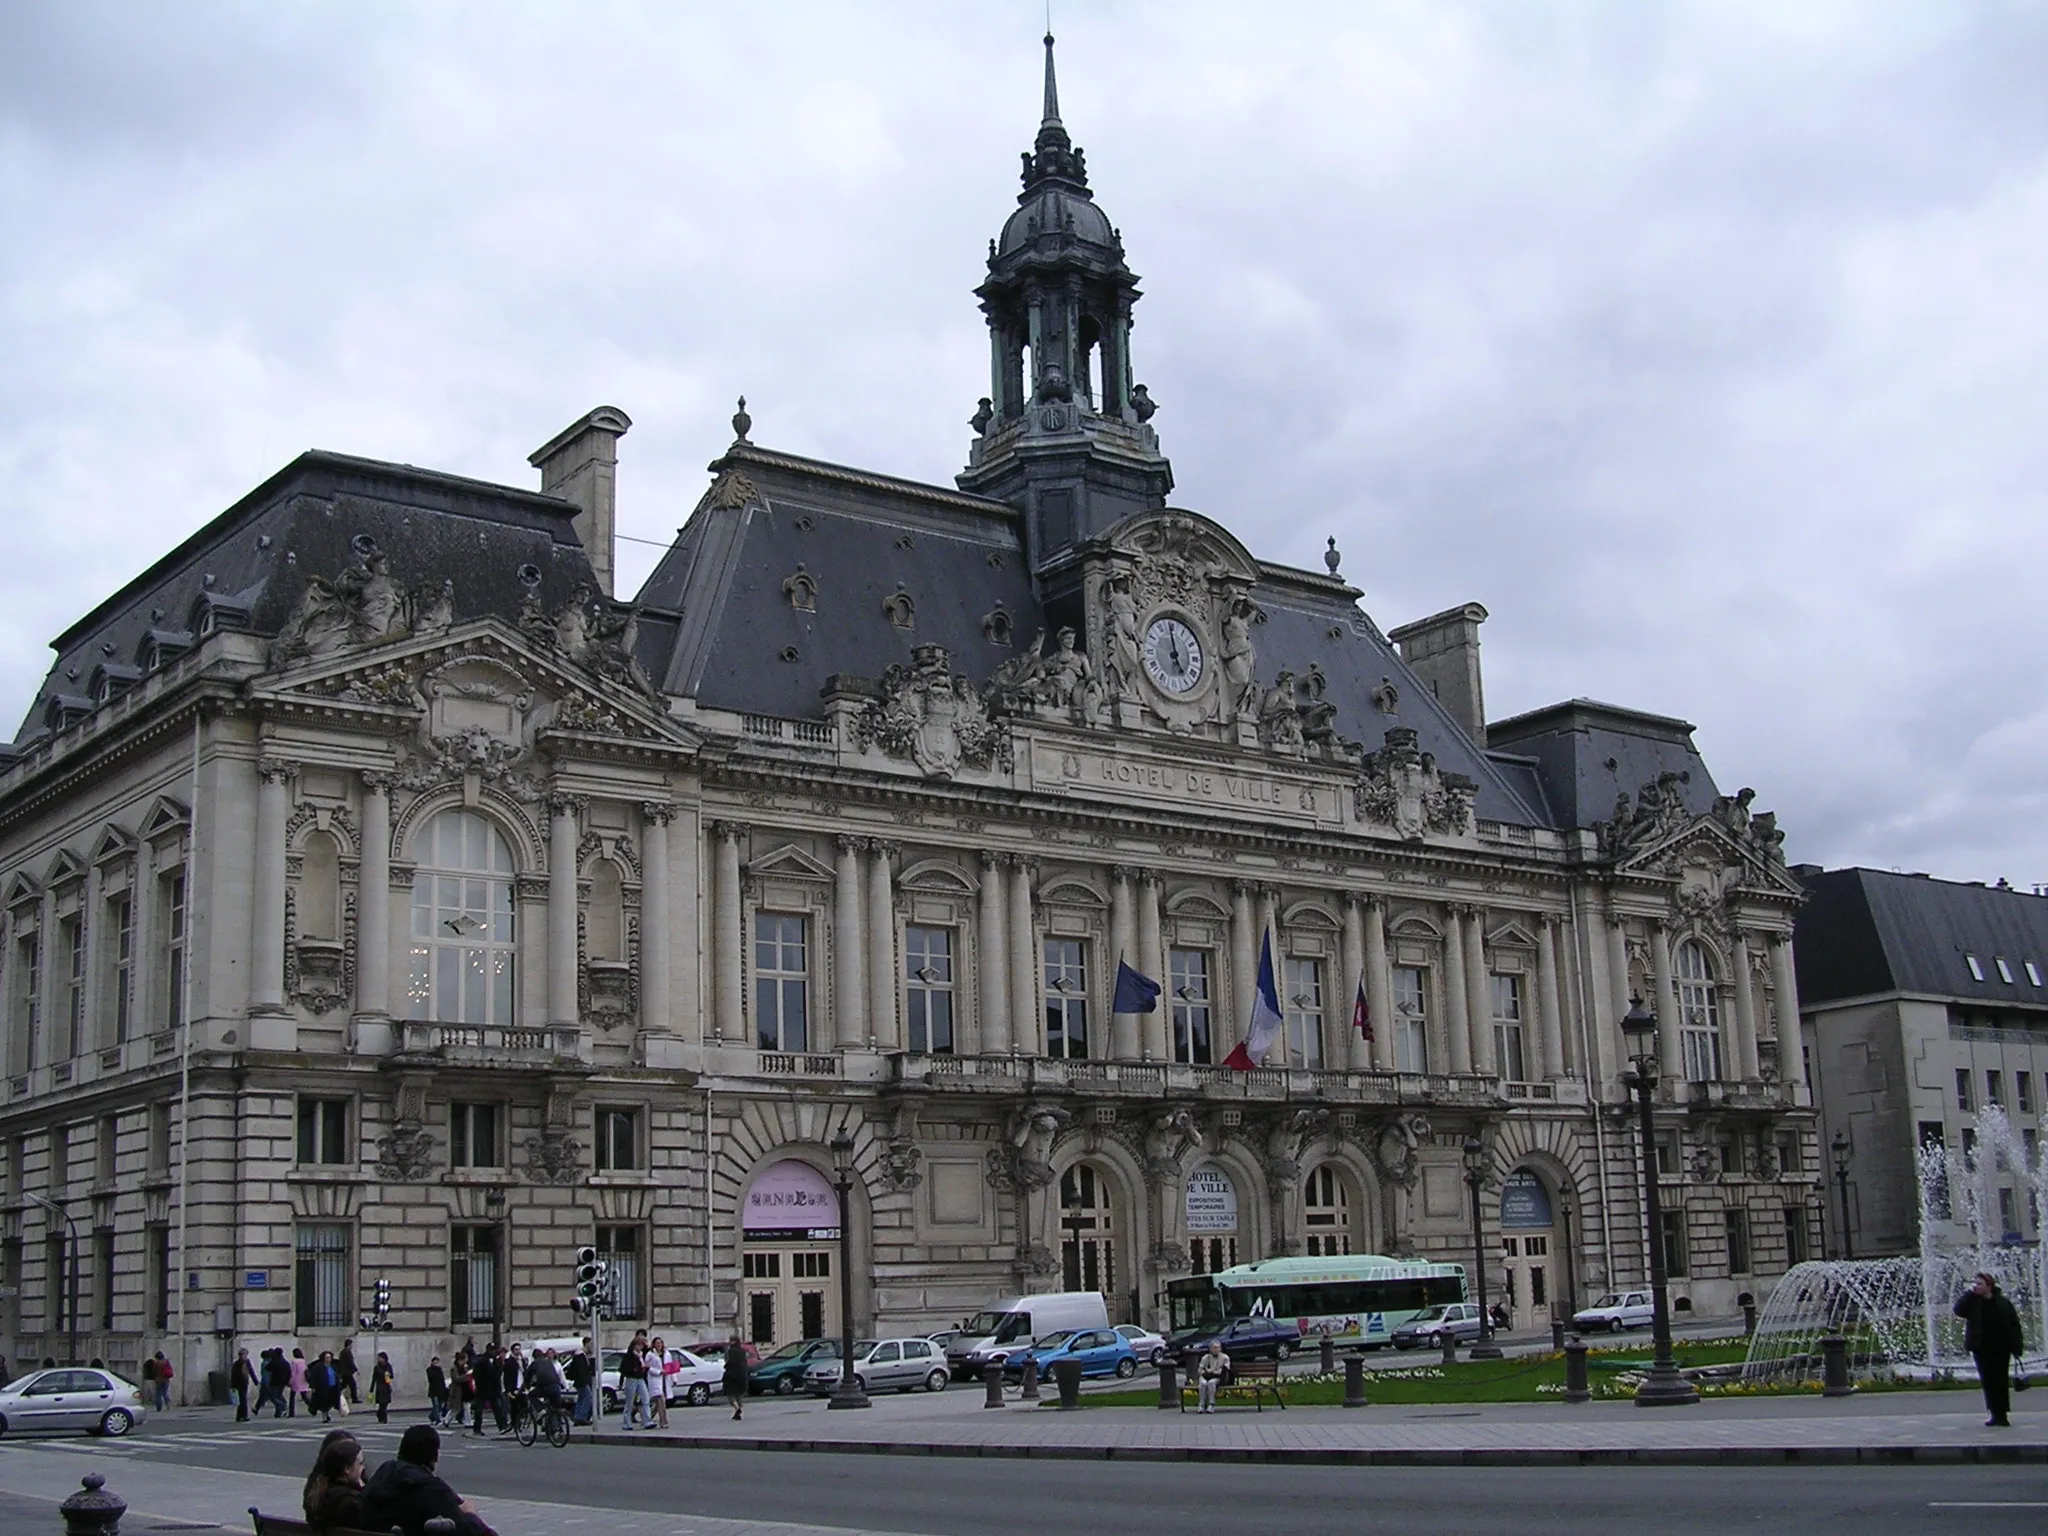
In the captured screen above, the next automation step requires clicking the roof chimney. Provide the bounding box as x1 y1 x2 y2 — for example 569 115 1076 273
1388 602 1489 746
529 406 632 596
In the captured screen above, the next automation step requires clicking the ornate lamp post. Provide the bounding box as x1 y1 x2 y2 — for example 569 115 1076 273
1460 1137 1502 1359
1620 996 1698 1406
827 1129 869 1410
1830 1130 1854 1261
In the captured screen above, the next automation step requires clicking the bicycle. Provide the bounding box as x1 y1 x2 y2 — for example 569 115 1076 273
514 1391 572 1448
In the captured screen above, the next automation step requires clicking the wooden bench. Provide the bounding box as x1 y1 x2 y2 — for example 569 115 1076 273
1179 1358 1287 1412
248 1509 456 1536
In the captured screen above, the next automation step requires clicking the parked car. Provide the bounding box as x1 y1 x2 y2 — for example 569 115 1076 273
925 1329 961 1353
0 1368 148 1437
1572 1291 1656 1334
1165 1314 1301 1365
947 1291 1111 1379
691 1339 760 1370
1390 1303 1485 1350
1002 1327 1139 1382
748 1338 842 1396
802 1338 949 1396
1114 1323 1168 1366
663 1348 729 1406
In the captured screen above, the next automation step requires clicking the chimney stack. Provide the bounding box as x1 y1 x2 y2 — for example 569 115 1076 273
1388 602 1489 746
529 406 632 596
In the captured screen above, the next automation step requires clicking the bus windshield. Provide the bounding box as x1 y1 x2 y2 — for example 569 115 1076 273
1165 1279 1225 1335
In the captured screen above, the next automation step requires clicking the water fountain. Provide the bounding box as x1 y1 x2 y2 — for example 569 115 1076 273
1743 1105 2047 1382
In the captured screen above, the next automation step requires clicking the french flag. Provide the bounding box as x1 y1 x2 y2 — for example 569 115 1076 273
1223 930 1285 1071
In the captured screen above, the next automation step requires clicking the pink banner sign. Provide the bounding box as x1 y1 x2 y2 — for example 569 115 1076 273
743 1160 841 1238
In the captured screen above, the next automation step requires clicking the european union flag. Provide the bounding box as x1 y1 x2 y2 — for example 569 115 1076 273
1112 960 1161 1014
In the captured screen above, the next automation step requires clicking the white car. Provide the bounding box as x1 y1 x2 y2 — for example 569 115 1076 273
0 1367 149 1437
1572 1291 1656 1333
660 1348 727 1406
1114 1324 1168 1366
802 1337 950 1396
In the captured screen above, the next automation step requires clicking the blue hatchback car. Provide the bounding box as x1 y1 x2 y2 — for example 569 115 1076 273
1002 1327 1140 1381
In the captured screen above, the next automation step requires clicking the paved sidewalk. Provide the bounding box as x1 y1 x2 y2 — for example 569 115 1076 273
583 1383 2047 1465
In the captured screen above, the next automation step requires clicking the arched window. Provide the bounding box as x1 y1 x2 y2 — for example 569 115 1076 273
299 831 341 940
406 809 515 1026
1303 1164 1356 1256
586 859 625 963
1060 1164 1118 1301
1676 940 1722 1083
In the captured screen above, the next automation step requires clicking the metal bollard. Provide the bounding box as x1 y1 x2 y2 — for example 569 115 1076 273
1742 1301 1758 1337
1343 1351 1368 1409
1157 1356 1178 1410
983 1368 1004 1409
1020 1356 1039 1401
1563 1339 1590 1404
1440 1329 1459 1367
62 1473 125 1536
1550 1319 1566 1352
1320 1335 1335 1376
1053 1357 1083 1410
1820 1333 1854 1398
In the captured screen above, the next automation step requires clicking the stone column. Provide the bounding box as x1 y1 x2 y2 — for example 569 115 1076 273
1231 883 1257 1029
867 841 897 1050
1008 859 1036 1054
1650 922 1682 1082
1767 933 1799 1059
1463 906 1494 1076
1536 914 1565 1081
639 804 672 1036
1340 895 1367 1071
1138 872 1165 1061
977 852 1009 1055
1727 933 1760 1081
1364 896 1394 1072
1109 867 1138 1061
1441 908 1472 1075
355 772 392 1021
548 794 583 1029
1602 914 1631 1080
712 824 743 1043
834 836 867 1050
250 757 293 1015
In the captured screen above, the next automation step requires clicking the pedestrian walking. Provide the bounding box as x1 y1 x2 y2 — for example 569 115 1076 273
339 1342 360 1411
310 1350 341 1423
1956 1271 2027 1427
258 1349 289 1417
722 1333 749 1421
650 1336 672 1429
565 1340 595 1426
371 1351 395 1424
232 1348 258 1422
470 1345 503 1436
426 1356 449 1427
147 1351 174 1412
446 1350 468 1430
1196 1340 1227 1413
290 1348 311 1416
618 1339 652 1430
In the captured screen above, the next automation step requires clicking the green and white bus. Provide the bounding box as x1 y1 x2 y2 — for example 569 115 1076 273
1164 1255 1467 1349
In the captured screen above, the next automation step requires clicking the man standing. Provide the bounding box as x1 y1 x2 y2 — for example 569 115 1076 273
722 1333 750 1422
565 1339 595 1426
469 1346 503 1437
1956 1271 2027 1427
230 1348 257 1422
618 1339 651 1431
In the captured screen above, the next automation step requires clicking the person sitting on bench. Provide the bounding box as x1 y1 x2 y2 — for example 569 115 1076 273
361 1425 498 1536
303 1430 365 1533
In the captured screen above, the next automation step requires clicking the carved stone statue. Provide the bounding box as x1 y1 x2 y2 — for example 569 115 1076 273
1144 1106 1200 1173
1007 1104 1069 1190
1372 1113 1430 1190
1354 727 1476 841
415 579 456 638
1259 670 1305 752
271 549 416 665
1102 575 1142 702
984 628 1051 714
1219 596 1257 720
855 644 1011 778
1299 664 1340 748
1044 628 1101 724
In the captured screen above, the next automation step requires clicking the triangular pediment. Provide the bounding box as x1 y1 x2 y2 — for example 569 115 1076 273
4 871 41 909
140 796 191 841
44 849 87 888
748 843 835 883
1615 818 1804 899
91 826 138 866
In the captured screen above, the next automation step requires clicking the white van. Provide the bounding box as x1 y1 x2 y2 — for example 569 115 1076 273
945 1292 1110 1379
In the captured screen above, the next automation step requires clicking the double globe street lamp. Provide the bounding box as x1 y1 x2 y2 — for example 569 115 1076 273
827 1128 870 1410
1459 1136 1503 1359
1620 995 1699 1407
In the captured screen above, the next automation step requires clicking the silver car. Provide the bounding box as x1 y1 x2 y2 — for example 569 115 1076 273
804 1337 950 1395
0 1368 149 1437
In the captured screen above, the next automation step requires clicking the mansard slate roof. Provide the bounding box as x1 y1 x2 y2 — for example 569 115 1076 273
11 451 602 747
1488 698 1722 831
1795 867 2048 1009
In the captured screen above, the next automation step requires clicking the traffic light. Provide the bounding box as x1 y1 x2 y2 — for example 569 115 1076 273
359 1277 393 1332
573 1246 601 1318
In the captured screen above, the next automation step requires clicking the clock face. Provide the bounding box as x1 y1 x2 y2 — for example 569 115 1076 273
1142 616 1205 695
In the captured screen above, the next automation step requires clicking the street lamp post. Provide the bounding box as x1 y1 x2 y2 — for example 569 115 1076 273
1460 1137 1503 1359
1619 996 1698 1407
1830 1131 1854 1261
27 1193 80 1367
1558 1196 1577 1323
827 1129 869 1410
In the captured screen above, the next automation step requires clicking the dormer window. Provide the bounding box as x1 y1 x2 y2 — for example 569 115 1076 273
1966 954 1986 982
1996 957 2015 983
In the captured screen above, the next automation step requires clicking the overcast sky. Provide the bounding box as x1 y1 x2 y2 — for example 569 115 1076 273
4 2 2046 885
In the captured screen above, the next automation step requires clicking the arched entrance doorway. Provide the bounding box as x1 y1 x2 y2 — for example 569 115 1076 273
1059 1164 1126 1320
741 1160 841 1349
1185 1163 1241 1275
1498 1168 1555 1331
1303 1164 1361 1255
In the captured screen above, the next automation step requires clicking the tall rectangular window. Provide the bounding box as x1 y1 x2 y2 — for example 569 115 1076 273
1282 957 1324 1069
147 1102 171 1174
10 929 41 1075
449 1102 502 1169
2019 1072 2035 1114
1490 973 1526 1082
95 1227 115 1331
96 1116 117 1184
904 926 955 1055
1997 1187 2020 1238
1659 1210 1688 1278
1956 1068 1973 1111
1675 941 1722 1083
294 1223 350 1329
1986 1070 2004 1107
1 1237 19 1338
104 893 133 1046
594 1107 640 1172
1723 1209 1750 1273
58 914 84 1060
1654 1130 1680 1177
753 914 808 1052
1044 939 1089 1059
158 871 186 1031
597 1225 643 1318
296 1098 349 1165
1783 1207 1808 1267
449 1224 498 1326
1168 947 1211 1065
149 1224 170 1331
1392 965 1429 1073
1774 1130 1800 1179
49 1122 69 1189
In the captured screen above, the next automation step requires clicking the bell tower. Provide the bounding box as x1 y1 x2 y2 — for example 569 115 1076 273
958 33 1174 577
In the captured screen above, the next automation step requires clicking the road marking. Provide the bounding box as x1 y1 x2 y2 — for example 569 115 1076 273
1928 1503 2048 1509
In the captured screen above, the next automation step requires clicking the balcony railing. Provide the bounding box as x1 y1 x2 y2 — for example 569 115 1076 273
396 1021 580 1063
888 1053 1529 1105
759 1052 842 1077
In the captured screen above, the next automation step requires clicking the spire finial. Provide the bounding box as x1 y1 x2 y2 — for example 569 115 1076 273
1041 30 1061 127
732 396 751 442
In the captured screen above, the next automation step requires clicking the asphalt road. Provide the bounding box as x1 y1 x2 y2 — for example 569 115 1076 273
9 1422 2043 1536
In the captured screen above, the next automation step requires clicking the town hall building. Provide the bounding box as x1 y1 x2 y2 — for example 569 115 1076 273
0 38 1817 1395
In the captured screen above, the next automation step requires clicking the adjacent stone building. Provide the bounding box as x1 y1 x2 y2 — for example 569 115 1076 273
0 39 1817 1397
